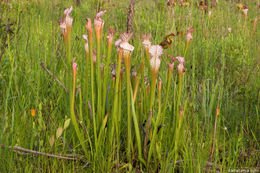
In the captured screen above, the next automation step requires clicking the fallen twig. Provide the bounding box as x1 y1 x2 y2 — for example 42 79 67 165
40 62 68 93
0 144 81 161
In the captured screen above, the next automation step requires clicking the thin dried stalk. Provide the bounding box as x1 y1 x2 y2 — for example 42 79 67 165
0 144 81 161
211 112 218 158
127 0 135 33
40 62 68 93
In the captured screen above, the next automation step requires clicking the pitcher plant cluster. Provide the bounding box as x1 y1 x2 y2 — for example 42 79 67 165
58 5 193 170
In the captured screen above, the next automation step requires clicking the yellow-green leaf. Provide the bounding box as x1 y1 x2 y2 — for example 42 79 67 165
64 119 71 129
49 135 55 148
56 127 63 139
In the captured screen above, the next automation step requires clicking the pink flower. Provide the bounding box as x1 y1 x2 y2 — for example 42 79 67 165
58 6 73 43
115 32 134 53
107 27 115 44
85 18 92 33
72 58 77 77
186 26 194 42
64 6 73 16
120 42 134 52
94 10 106 39
150 57 161 73
115 39 122 48
167 54 175 62
58 19 67 46
176 56 185 64
120 32 133 42
96 10 106 18
242 6 248 17
64 6 73 28
176 56 186 75
141 34 152 49
149 45 164 72
168 62 174 71
177 63 186 74
119 32 134 56
166 54 175 71
58 18 66 35
83 35 89 52
149 45 163 59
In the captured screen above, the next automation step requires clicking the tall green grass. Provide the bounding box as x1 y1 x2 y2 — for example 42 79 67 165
0 0 259 172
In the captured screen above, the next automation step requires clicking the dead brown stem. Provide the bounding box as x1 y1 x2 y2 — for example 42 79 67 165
40 62 68 93
211 113 218 158
127 0 135 33
0 144 81 161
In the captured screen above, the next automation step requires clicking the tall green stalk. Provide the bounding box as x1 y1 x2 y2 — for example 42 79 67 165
86 19 97 149
117 72 123 163
149 70 157 110
144 48 150 77
133 61 145 103
111 49 123 147
148 63 174 164
70 62 88 155
172 100 188 171
79 87 83 122
124 53 132 163
144 68 158 162
130 88 145 166
96 34 102 126
102 34 113 117
162 63 174 115
147 79 162 165
84 36 90 126
175 73 182 126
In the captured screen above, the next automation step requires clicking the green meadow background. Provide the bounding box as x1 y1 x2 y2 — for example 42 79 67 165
0 0 259 172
